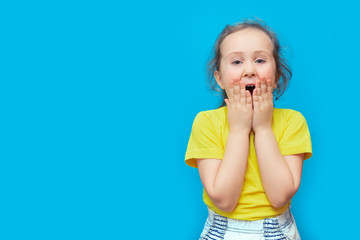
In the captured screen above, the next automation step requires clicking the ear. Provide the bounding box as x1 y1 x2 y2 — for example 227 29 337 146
214 71 225 89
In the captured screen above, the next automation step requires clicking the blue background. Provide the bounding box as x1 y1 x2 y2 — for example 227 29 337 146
1 0 359 239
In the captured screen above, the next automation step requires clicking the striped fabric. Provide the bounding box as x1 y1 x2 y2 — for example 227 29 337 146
199 207 301 240
263 218 288 240
202 215 228 240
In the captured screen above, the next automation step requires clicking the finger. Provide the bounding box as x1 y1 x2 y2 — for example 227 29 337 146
253 89 260 109
245 90 252 105
240 80 246 104
255 80 261 96
257 80 264 103
228 80 234 101
224 98 229 107
261 78 267 95
266 79 273 98
253 89 258 101
233 79 240 102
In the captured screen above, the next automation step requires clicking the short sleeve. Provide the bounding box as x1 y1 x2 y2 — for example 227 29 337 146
278 111 312 160
185 112 224 168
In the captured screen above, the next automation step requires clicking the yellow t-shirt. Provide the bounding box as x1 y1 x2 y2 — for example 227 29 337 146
185 106 312 220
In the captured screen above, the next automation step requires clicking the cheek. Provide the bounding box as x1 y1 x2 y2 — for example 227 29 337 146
220 67 241 85
259 65 276 81
223 67 243 80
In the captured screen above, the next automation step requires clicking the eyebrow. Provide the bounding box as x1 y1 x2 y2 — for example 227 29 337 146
226 50 272 58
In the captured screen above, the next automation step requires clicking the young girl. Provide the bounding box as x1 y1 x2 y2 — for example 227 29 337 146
185 19 312 240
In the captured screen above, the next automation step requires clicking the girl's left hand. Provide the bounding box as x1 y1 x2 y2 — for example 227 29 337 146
252 78 274 132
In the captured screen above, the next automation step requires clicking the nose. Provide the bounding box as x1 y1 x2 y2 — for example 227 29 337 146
243 63 256 78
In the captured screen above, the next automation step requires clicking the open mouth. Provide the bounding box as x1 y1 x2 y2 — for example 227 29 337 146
246 85 255 95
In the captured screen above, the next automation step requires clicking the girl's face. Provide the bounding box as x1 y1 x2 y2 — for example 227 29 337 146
214 28 277 95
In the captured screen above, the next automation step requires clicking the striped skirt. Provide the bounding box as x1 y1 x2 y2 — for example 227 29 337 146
199 207 301 240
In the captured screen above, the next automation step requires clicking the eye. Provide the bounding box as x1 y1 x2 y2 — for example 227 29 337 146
232 60 242 65
255 59 266 63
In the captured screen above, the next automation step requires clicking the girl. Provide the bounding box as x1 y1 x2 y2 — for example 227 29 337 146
185 19 312 240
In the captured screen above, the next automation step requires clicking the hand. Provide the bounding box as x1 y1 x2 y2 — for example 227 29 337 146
252 78 274 132
224 79 253 134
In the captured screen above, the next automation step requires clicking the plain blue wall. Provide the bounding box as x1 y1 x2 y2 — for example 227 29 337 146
1 0 359 239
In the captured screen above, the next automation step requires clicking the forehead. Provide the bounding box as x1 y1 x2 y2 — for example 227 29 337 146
220 28 274 56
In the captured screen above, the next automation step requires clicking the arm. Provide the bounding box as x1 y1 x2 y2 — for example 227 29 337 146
252 78 304 208
196 79 253 212
254 128 304 208
197 130 249 212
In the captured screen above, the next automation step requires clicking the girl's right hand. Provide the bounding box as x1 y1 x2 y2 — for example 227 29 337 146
224 79 253 134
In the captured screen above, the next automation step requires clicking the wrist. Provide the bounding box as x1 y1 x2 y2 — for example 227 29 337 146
229 127 251 136
253 126 272 134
